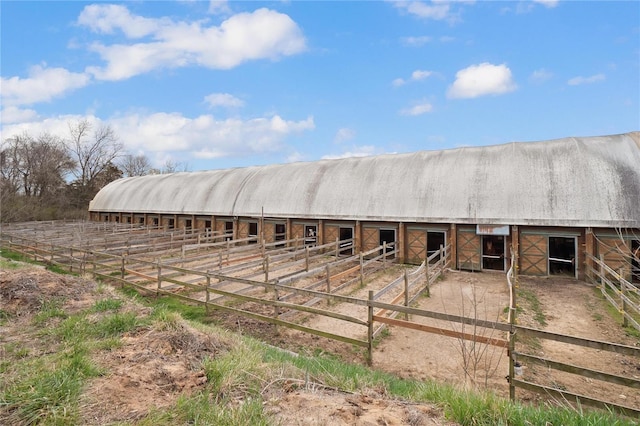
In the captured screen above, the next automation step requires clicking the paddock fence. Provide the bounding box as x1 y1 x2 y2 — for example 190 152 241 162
1 222 638 417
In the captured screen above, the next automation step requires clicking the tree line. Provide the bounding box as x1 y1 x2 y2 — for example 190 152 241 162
0 120 185 223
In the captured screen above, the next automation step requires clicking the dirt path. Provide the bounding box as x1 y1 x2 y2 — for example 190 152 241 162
516 276 640 408
374 271 511 392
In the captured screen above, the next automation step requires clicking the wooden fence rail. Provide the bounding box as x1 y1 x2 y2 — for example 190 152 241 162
2 226 638 417
585 253 640 332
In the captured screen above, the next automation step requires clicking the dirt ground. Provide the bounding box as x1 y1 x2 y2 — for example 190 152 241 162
2 262 638 424
221 269 640 411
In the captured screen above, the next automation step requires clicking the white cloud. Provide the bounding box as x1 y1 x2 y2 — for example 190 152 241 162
0 112 314 163
79 6 307 80
322 145 378 160
77 4 162 38
204 93 245 108
0 106 39 124
0 65 90 106
530 68 553 83
393 69 433 86
567 73 605 86
447 63 517 99
334 127 356 143
392 1 451 20
400 102 433 116
208 0 232 15
411 70 432 80
401 35 432 46
533 0 559 8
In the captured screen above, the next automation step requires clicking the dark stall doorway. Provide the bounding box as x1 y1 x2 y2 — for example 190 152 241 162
305 225 317 246
224 221 233 240
482 235 505 271
427 231 446 263
249 222 258 244
379 229 396 258
339 227 354 256
275 224 286 247
549 236 576 277
632 240 639 284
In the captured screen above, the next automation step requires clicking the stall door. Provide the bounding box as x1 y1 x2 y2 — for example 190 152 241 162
520 233 548 275
457 228 481 271
407 228 427 264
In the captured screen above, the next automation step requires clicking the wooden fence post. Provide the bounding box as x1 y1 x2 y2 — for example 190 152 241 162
264 255 270 289
157 259 162 296
383 242 387 267
620 268 628 328
274 279 280 334
425 258 431 297
404 270 409 321
121 255 125 280
326 265 331 299
305 247 310 271
367 290 374 366
205 272 211 314
335 237 339 258
360 253 364 287
69 247 74 273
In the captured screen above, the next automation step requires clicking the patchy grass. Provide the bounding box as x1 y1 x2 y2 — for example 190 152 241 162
517 287 547 326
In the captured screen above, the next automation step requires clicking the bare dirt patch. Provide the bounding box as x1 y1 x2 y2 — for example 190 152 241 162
265 388 455 426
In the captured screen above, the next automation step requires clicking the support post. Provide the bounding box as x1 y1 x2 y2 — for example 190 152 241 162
305 247 310 271
620 268 628 328
121 255 125 280
360 253 364 287
509 306 516 401
325 265 331 297
367 290 374 366
157 259 162 296
205 272 211 314
425 258 431 297
274 279 280 334
404 270 409 320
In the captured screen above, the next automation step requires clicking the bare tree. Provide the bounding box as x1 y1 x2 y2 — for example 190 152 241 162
66 119 123 188
65 119 123 208
119 154 152 177
149 159 190 175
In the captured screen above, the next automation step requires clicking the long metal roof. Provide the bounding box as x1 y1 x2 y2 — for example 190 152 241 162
89 132 640 227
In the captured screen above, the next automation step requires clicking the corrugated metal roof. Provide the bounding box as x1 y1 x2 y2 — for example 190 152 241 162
89 132 640 227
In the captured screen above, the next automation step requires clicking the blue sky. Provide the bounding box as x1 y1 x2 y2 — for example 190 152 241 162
1 0 639 171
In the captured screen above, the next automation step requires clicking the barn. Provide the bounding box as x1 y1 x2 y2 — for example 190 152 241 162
88 132 640 282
